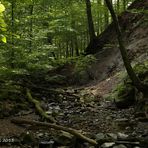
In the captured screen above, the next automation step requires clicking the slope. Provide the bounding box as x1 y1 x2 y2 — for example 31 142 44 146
86 0 148 82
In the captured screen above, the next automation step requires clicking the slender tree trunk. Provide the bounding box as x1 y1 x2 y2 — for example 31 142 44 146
85 0 96 42
70 40 74 57
123 0 126 11
10 0 15 68
75 36 79 56
116 0 120 14
58 42 62 58
104 0 148 93
66 41 69 58
71 20 79 56
29 4 34 52
104 1 109 29
97 0 101 35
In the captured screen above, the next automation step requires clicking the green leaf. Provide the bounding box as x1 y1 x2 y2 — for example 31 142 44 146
0 4 5 13
1 36 7 43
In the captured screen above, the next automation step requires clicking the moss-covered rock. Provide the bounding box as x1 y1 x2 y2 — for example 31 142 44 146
45 74 66 85
133 61 148 81
112 61 148 109
21 131 36 145
114 83 136 109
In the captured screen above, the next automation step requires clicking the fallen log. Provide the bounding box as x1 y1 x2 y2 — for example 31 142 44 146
11 118 98 146
26 89 56 123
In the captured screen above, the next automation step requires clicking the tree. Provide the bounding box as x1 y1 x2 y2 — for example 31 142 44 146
85 0 96 54
104 0 148 94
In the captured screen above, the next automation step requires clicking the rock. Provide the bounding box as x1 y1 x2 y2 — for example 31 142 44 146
139 136 148 147
45 110 53 115
107 133 117 141
135 112 146 118
117 133 129 140
114 79 136 109
57 146 69 148
95 133 106 144
113 144 127 148
106 116 112 121
137 117 148 122
114 118 130 130
37 133 44 138
101 142 115 148
39 140 54 148
54 131 75 146
21 131 36 145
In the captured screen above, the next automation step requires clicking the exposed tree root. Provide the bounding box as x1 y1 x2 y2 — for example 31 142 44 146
26 89 56 123
15 80 79 99
11 118 98 146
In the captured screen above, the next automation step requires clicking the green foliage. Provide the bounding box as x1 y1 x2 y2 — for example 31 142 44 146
45 75 66 85
0 0 140 86
0 2 7 43
72 55 96 84
74 55 96 73
133 61 148 80
106 61 148 108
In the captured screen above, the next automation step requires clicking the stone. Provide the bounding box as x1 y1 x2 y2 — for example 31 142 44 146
135 112 146 118
37 133 44 138
139 136 148 147
113 144 127 148
114 118 131 130
21 131 36 145
57 146 69 148
107 133 117 141
101 142 115 148
95 133 106 144
54 131 75 146
39 140 54 148
137 117 148 122
117 133 129 140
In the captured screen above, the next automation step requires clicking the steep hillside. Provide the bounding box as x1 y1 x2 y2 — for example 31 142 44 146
88 0 148 82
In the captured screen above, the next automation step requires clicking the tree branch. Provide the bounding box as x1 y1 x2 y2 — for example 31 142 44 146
11 118 98 146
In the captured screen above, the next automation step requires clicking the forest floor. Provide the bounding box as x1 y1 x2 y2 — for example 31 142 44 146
0 71 148 148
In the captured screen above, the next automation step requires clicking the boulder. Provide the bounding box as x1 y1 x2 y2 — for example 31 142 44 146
101 142 115 148
113 144 127 148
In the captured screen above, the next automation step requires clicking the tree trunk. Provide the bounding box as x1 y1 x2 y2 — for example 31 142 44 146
29 4 34 52
123 0 126 11
97 0 101 35
10 1 15 68
85 0 96 42
104 0 148 94
75 36 79 56
104 1 109 29
116 0 120 14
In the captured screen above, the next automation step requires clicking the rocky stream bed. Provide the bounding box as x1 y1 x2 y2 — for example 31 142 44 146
0 85 148 148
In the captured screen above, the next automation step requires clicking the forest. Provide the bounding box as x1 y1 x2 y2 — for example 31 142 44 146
0 0 148 147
